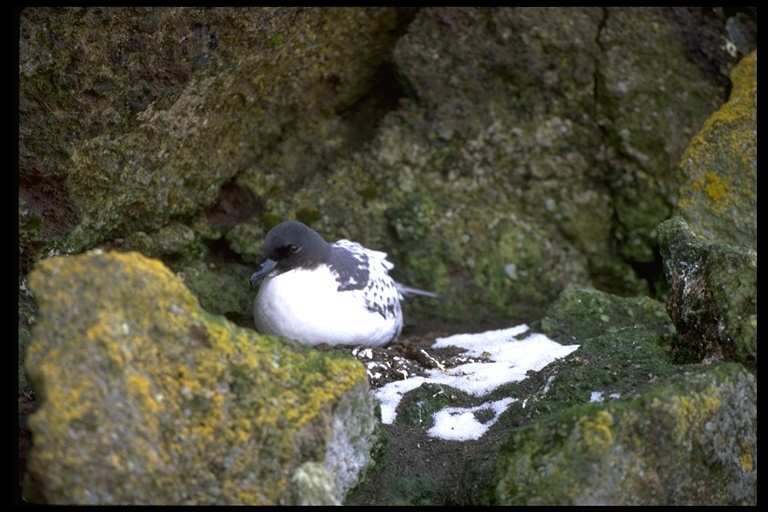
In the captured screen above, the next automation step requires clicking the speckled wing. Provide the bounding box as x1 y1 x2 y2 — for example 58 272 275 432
332 239 402 320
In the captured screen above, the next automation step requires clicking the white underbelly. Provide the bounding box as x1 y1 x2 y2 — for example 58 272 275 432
254 267 400 347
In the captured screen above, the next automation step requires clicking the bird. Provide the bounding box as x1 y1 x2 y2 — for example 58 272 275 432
249 220 438 347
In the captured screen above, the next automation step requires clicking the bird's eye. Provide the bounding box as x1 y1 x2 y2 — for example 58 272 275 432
288 244 300 253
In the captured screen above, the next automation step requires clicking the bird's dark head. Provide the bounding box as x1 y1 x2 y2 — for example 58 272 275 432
249 221 331 285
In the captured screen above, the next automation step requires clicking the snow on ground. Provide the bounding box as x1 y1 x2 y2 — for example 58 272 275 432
371 324 580 441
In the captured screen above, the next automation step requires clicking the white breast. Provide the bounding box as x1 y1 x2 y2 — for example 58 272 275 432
254 265 402 347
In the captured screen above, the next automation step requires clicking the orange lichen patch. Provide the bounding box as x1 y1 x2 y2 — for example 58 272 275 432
124 374 163 415
688 170 731 213
728 51 756 100
703 51 756 129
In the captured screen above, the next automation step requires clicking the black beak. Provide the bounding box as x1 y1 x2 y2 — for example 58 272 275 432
249 258 278 286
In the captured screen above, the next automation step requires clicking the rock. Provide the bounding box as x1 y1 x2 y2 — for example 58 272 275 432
495 363 756 505
594 8 728 265
658 217 756 369
675 51 756 248
16 8 758 506
18 7 418 265
290 462 339 506
537 284 675 348
533 286 679 417
18 8 746 328
23 250 381 504
493 285 756 505
652 46 757 379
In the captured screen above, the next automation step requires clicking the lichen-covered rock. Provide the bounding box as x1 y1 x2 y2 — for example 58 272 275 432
675 51 756 248
494 285 754 505
348 285 679 505
290 462 340 506
594 8 728 265
18 7 749 334
17 8 759 506
537 284 675 348
347 284 750 506
24 250 381 504
18 7 417 267
273 7 733 321
495 363 756 505
529 285 679 416
658 217 756 369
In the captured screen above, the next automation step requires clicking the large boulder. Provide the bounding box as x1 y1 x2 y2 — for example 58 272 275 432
495 362 756 505
674 51 756 248
23 250 382 504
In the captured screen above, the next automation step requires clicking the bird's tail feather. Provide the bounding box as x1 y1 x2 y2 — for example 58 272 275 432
395 282 443 300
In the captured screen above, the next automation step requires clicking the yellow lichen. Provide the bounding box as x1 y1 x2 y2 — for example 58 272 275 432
739 441 754 472
728 51 756 100
579 409 615 449
703 171 727 203
658 386 721 442
26 250 372 504
125 373 162 414
675 51 755 238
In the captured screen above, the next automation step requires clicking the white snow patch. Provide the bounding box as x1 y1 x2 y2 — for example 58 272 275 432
589 391 621 403
371 324 580 441
427 397 517 441
373 376 428 425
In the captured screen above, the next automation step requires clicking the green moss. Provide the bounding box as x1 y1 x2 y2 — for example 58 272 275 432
536 284 675 347
386 189 439 243
356 183 380 201
268 33 285 47
225 221 266 261
262 212 283 232
395 383 457 428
